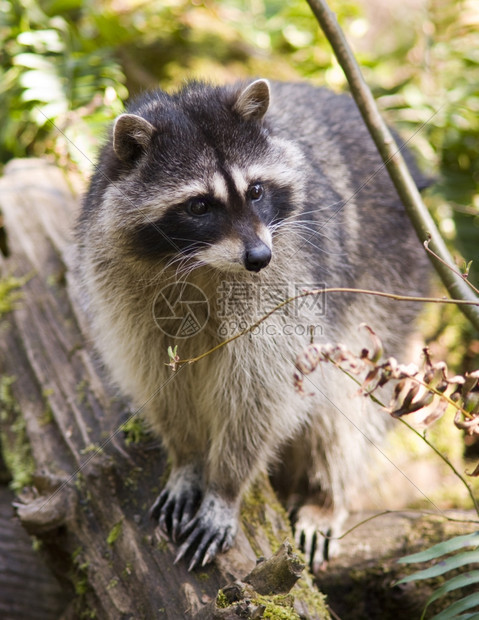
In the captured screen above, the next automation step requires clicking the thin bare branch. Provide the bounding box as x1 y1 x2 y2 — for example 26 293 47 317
174 287 478 367
424 239 479 296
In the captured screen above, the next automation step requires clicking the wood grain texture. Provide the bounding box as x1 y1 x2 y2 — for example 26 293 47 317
0 485 67 620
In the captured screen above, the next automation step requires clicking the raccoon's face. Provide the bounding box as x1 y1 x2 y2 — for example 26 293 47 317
105 80 305 273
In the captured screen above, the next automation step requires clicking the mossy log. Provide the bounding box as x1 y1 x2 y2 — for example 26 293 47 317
0 159 329 620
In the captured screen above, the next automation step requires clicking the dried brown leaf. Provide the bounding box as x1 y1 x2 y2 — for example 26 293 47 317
421 399 448 427
359 324 384 363
295 343 323 376
454 409 479 435
465 461 479 477
463 371 479 395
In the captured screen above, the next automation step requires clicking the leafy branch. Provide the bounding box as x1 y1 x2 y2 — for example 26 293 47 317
292 324 479 516
298 341 479 516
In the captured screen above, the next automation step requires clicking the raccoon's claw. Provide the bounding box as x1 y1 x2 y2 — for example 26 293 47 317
174 492 238 571
150 466 202 542
149 488 168 522
293 505 347 574
150 488 201 542
176 520 235 572
296 521 329 574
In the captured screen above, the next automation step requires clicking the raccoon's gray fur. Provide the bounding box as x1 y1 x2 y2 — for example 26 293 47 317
76 79 429 572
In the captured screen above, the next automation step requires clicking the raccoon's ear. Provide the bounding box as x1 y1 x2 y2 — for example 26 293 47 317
113 113 156 162
233 79 270 120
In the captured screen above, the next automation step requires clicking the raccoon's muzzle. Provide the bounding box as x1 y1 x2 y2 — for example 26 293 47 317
244 241 271 272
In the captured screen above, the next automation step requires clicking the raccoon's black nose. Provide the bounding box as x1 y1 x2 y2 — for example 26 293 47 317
244 243 272 272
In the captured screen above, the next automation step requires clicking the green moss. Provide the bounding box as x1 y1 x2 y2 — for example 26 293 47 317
0 275 26 319
215 589 300 618
0 375 35 491
292 578 330 619
254 594 300 620
216 580 328 619
155 537 168 552
71 549 90 596
80 443 103 455
75 380 89 406
74 473 85 491
70 547 97 618
241 476 292 556
123 466 143 491
106 577 119 590
107 518 123 545
74 473 92 505
241 478 329 619
216 590 229 609
122 562 133 577
32 536 43 552
40 403 54 425
120 415 151 445
39 389 54 425
74 569 89 595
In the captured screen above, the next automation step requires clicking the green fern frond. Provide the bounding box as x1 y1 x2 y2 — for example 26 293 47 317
396 531 479 619
431 592 479 620
398 532 479 564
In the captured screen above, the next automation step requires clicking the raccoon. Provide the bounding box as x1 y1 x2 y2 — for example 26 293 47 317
76 79 429 572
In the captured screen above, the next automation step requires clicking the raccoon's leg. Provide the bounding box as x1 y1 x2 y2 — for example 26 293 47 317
174 462 241 571
271 423 354 573
150 462 203 543
293 502 348 573
175 425 265 571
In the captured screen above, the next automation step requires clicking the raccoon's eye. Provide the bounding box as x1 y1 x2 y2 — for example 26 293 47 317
187 198 210 216
248 183 264 202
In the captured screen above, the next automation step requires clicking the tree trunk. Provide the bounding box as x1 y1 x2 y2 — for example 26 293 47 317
0 159 329 619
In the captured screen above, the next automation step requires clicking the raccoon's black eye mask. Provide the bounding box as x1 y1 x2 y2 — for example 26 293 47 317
128 177 296 262
129 196 226 260
184 183 265 217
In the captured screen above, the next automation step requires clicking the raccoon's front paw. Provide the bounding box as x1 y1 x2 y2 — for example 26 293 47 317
174 492 238 571
293 505 347 574
149 466 202 542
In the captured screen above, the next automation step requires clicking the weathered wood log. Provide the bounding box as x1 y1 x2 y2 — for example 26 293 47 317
0 159 329 619
244 541 305 596
0 484 68 620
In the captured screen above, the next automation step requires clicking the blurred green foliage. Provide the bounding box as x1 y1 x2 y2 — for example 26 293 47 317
0 0 478 363
0 0 363 169
0 0 127 168
366 1 479 289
